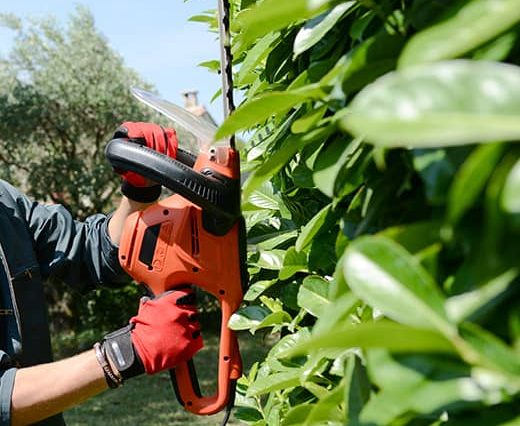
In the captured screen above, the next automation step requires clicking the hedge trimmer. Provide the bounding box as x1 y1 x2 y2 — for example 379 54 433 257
105 0 245 423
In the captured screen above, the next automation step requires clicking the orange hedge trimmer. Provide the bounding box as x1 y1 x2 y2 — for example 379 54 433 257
105 0 245 423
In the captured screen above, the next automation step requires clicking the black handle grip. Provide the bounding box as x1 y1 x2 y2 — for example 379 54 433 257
105 139 240 226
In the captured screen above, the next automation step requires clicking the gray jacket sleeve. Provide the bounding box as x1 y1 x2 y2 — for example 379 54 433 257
0 352 15 426
5 181 128 292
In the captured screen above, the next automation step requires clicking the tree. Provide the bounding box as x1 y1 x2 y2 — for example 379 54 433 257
0 6 174 347
195 0 520 424
0 5 160 219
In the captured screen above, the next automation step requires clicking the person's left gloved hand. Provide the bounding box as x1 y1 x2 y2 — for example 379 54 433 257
100 287 203 385
112 122 178 202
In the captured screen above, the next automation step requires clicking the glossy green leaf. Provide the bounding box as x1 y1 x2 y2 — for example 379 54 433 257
242 125 335 198
237 32 278 86
297 275 331 317
313 137 363 198
445 268 518 323
279 247 308 280
247 369 303 396
344 354 370 425
216 86 323 139
342 31 406 96
447 143 504 225
295 204 331 251
269 328 312 360
343 236 454 334
360 374 485 425
252 311 293 333
283 321 455 358
244 279 278 301
255 250 285 270
501 157 520 213
399 0 520 68
248 182 282 210
291 105 327 134
313 292 358 334
459 322 520 377
229 305 272 331
236 0 332 48
342 60 520 148
303 382 345 425
293 3 354 58
380 221 441 254
281 405 314 426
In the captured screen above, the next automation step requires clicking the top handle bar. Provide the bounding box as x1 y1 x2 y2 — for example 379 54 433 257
105 139 241 225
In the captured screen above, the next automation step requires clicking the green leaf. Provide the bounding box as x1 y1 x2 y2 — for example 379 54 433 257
344 354 370 425
342 60 520 148
250 230 298 251
282 405 314 426
229 305 271 331
501 157 520 213
447 143 504 225
255 250 285 270
343 236 454 335
380 221 441 254
342 31 406 97
216 86 323 139
269 328 312 360
313 137 363 198
303 382 345 425
293 3 355 58
399 0 520 68
242 125 335 198
279 247 308 280
313 292 358 335
236 0 333 48
291 105 327 134
360 373 485 425
251 311 293 333
197 59 220 72
244 279 278 301
247 369 302 396
297 275 331 317
248 182 282 210
295 204 331 251
234 407 264 422
283 321 456 358
445 268 518 323
237 32 278 86
459 322 520 377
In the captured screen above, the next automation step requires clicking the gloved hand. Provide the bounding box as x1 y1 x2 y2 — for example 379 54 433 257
99 287 203 385
112 121 178 202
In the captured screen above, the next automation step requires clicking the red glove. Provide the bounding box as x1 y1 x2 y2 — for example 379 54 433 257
101 287 203 381
113 121 179 187
130 288 203 374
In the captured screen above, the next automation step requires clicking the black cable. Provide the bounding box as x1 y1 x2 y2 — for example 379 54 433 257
219 380 237 426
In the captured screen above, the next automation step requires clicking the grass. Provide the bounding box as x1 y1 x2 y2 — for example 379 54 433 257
64 331 271 425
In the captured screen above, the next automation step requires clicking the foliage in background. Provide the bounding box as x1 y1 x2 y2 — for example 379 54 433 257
0 6 161 218
195 0 520 424
0 6 170 345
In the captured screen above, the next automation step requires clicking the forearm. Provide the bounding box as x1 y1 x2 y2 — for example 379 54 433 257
108 196 155 245
11 350 107 425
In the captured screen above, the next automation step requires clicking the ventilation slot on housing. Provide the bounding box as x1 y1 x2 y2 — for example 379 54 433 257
191 214 200 257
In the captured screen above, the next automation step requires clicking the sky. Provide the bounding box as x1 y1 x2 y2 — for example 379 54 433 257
0 0 224 122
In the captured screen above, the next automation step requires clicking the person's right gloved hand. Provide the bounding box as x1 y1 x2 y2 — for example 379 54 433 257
110 121 178 203
100 287 203 383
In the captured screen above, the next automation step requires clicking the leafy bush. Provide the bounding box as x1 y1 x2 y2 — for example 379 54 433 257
196 0 520 424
